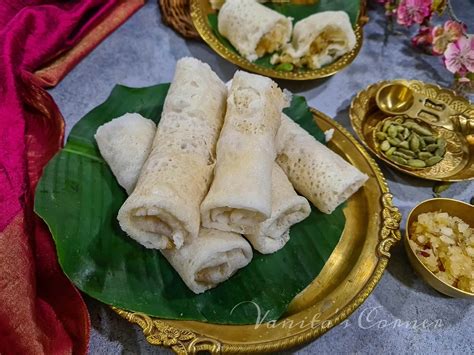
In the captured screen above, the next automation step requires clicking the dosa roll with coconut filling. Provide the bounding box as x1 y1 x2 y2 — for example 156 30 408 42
272 11 356 69
95 113 156 194
118 57 227 250
201 71 287 234
162 228 252 294
276 114 368 214
244 164 311 254
218 0 292 61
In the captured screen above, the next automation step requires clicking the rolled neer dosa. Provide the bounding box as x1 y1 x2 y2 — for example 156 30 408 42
245 164 311 254
162 228 252 294
272 11 356 69
276 114 368 214
95 113 156 194
218 0 292 62
118 57 227 250
201 71 286 234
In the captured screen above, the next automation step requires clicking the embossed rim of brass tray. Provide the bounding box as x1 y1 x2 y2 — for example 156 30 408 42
112 109 401 354
189 0 366 80
350 79 474 182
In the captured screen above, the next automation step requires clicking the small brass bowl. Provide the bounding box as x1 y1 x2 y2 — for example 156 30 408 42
376 83 415 116
405 198 474 299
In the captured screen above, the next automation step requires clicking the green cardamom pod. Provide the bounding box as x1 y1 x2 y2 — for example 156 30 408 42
382 120 392 133
418 151 433 160
380 140 391 151
433 182 452 195
411 124 433 136
419 136 427 149
409 135 420 151
393 151 412 160
398 148 416 157
387 125 398 138
425 156 443 166
407 159 426 168
388 137 401 146
402 128 410 140
423 136 437 144
398 140 410 150
425 144 438 152
385 146 397 157
435 146 446 157
389 155 408 165
437 138 446 150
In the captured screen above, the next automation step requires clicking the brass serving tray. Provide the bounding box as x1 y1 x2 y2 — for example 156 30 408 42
190 0 366 80
112 109 401 354
350 79 474 181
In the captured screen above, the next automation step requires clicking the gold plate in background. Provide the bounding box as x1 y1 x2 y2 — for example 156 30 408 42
350 79 474 181
112 109 401 354
190 0 366 80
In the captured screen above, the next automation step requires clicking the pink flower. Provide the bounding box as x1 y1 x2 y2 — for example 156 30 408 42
432 20 466 55
411 25 434 53
444 20 465 37
443 36 474 76
397 0 432 27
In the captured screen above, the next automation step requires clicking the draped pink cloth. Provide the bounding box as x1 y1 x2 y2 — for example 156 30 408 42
0 1 143 353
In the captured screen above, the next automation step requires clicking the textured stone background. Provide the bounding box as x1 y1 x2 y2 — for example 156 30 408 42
50 1 474 353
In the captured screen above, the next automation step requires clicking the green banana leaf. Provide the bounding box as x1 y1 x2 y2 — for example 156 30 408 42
35 84 345 324
207 0 360 71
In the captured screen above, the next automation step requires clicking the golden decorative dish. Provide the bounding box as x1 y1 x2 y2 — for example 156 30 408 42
350 79 474 181
405 198 474 299
189 0 366 80
113 108 401 354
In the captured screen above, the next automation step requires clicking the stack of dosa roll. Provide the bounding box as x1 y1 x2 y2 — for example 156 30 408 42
95 57 367 294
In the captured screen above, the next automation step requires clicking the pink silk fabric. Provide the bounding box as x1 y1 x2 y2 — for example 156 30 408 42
0 1 131 354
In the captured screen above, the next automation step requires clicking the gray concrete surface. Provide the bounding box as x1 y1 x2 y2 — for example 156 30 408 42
49 1 474 354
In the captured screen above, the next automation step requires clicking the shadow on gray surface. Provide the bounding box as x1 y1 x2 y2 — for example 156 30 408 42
86 295 173 354
277 77 330 94
333 98 352 128
87 296 141 354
